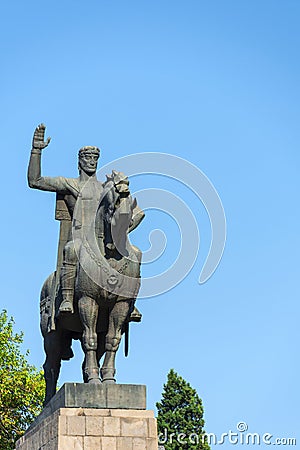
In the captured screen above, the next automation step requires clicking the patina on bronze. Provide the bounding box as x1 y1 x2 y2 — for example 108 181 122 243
28 124 145 405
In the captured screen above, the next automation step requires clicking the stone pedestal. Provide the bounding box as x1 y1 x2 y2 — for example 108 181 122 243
15 384 158 450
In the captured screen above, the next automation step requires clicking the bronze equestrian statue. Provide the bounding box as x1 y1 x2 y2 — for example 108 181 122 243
28 124 145 405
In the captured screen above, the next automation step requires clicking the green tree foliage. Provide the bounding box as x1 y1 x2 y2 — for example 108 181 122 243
0 310 45 450
156 369 210 450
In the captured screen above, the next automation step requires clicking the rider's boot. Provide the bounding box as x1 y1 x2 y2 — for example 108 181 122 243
59 262 76 314
129 306 142 322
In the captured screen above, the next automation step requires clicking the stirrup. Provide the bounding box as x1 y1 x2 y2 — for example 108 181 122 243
59 299 74 314
129 306 142 322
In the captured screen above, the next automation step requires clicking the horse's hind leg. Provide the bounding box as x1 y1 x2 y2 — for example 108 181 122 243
101 301 130 383
78 295 101 383
43 333 62 406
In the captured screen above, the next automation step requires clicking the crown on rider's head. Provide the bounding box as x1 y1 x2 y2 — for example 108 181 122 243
78 146 100 157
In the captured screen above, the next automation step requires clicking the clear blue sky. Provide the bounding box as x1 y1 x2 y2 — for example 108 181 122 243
1 1 299 447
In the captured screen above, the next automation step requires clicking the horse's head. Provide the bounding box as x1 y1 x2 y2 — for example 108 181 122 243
104 171 137 257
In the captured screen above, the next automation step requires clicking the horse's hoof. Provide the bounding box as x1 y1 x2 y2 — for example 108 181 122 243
88 378 101 384
102 379 116 384
100 367 116 382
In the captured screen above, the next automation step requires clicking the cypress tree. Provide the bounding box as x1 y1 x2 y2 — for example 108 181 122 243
156 369 210 450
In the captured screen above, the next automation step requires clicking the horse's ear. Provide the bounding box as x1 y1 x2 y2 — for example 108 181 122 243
132 197 137 210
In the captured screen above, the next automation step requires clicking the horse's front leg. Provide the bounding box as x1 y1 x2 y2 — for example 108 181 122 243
82 332 106 383
78 295 100 383
101 301 130 383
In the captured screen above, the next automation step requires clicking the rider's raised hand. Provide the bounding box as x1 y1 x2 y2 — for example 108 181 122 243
32 123 51 150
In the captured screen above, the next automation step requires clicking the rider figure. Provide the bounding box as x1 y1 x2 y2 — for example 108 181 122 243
28 124 144 316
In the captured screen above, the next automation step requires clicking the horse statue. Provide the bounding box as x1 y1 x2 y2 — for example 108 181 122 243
40 171 143 405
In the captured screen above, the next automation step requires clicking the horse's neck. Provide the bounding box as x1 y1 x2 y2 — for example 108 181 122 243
96 187 132 262
105 237 131 263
